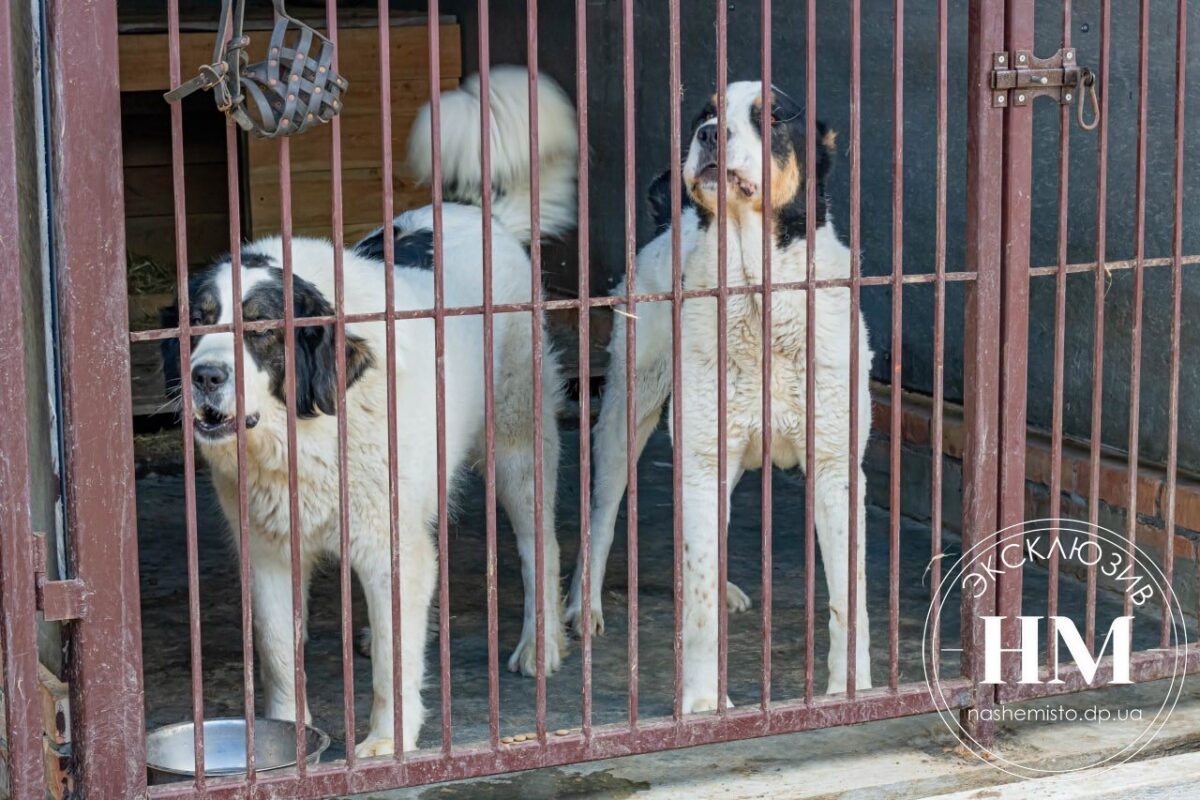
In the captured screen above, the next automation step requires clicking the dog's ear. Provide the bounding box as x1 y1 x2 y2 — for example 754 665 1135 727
294 324 374 418
647 169 691 232
159 303 182 399
815 121 837 182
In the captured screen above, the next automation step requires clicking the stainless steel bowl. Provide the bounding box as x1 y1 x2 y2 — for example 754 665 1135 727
146 718 330 784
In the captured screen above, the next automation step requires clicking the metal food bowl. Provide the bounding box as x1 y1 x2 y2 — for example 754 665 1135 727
146 718 330 783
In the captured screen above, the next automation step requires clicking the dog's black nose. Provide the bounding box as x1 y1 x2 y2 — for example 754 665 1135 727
696 123 724 148
192 363 229 393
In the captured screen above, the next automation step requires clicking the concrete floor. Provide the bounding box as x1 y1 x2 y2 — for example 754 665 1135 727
136 424 1188 770
355 680 1200 800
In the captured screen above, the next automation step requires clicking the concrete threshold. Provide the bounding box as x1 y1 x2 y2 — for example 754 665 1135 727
349 681 1200 800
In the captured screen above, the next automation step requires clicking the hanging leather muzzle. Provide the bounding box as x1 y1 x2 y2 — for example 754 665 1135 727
164 0 348 139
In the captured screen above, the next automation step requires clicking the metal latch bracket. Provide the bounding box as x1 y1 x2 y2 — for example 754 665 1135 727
33 531 89 622
991 48 1080 108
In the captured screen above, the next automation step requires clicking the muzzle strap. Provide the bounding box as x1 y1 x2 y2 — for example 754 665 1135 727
164 0 348 140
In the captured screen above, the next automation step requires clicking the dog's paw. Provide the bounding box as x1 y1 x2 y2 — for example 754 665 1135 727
354 735 395 759
507 627 566 677
824 667 871 695
725 581 752 613
681 694 733 714
564 596 605 638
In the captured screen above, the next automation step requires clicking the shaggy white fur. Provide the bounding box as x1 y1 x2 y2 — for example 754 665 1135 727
184 66 576 756
566 81 874 710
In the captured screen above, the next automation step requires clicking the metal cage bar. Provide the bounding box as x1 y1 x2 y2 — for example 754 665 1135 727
166 0 207 789
48 0 149 794
0 4 43 796
39 0 1200 794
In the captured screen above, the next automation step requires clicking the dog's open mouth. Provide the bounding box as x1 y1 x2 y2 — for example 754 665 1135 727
193 406 259 441
696 163 758 198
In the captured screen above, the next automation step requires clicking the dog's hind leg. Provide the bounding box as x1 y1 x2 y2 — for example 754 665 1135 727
497 420 567 677
496 326 567 678
565 337 668 638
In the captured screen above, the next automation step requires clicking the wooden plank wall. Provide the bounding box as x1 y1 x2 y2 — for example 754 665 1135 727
121 92 229 268
118 22 461 254
245 25 462 242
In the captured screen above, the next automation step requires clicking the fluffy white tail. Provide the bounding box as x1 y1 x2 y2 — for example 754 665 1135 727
406 65 578 246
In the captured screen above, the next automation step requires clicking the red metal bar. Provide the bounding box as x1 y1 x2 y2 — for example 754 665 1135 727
222 88 259 793
575 0 594 740
995 0 1034 693
150 681 975 800
1163 0 1188 644
208 14 256 777
377 0 406 763
1123 0 1151 620
226 117 258 787
47 0 147 792
0 4 43 795
166 0 206 787
1046 0 1072 668
847 0 864 703
526 2 549 744
1085 0 1112 655
959 0 1005 748
1027 254 1200 278
758 0 774 714
802 0 817 708
993 646 1200 704
715 0 731 716
668 0 685 724
325 0 358 769
928 0 948 683
426 0 454 755
886 0 904 695
131 270 987 344
621 0 640 729
477 1 501 751
279 133 311 774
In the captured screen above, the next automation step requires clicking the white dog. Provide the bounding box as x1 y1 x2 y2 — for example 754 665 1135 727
163 66 576 755
565 82 873 709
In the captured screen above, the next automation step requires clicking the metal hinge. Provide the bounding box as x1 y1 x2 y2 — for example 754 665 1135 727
33 531 89 622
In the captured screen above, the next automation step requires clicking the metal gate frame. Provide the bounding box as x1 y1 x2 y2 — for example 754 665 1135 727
1 0 1196 798
989 0 1200 702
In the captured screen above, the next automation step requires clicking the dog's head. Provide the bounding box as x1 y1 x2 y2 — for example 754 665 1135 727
684 81 835 237
160 251 374 445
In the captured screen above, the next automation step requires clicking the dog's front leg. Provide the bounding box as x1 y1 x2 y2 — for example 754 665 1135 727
813 455 872 695
353 532 434 757
250 540 313 725
679 440 741 714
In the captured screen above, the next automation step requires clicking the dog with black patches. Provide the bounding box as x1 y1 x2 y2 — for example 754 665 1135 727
566 82 874 710
162 66 577 756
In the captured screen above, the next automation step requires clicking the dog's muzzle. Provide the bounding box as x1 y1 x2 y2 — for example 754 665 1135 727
190 363 258 440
